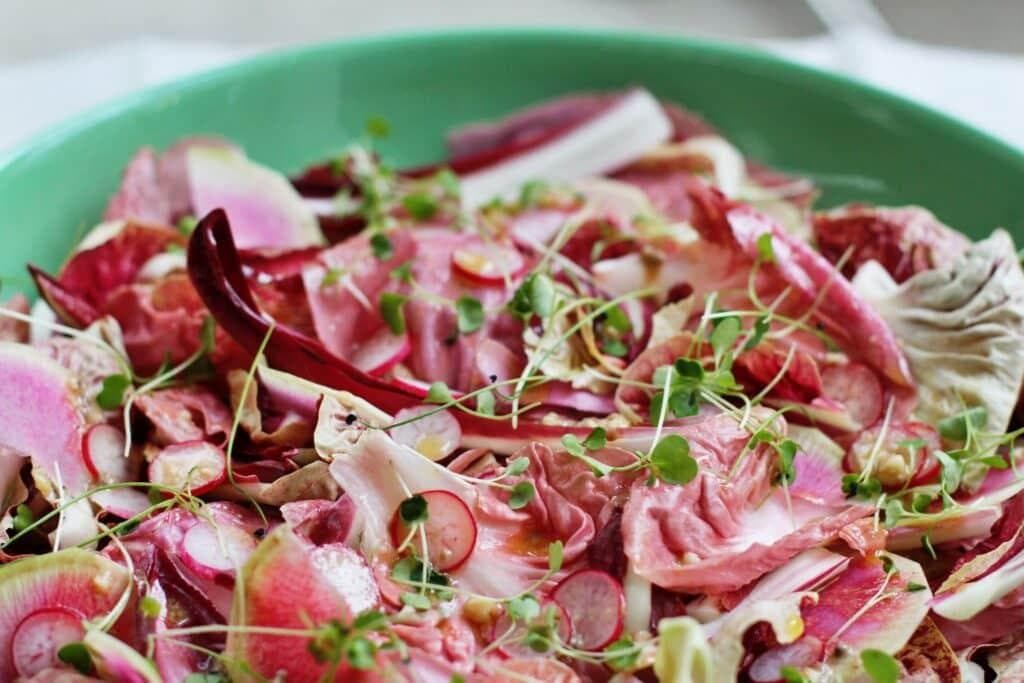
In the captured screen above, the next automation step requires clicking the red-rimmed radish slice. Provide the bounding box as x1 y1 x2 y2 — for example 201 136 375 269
389 489 477 571
148 441 227 495
491 600 573 658
551 569 625 650
458 89 672 208
351 329 411 376
452 243 527 285
820 362 883 428
180 520 258 579
389 407 462 462
844 422 941 489
11 608 85 677
82 424 130 483
91 489 151 519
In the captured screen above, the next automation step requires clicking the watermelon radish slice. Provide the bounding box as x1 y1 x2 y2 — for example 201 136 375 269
148 441 227 495
452 243 527 285
11 609 85 678
351 329 412 376
226 527 370 681
389 407 462 462
551 569 626 650
84 629 161 683
389 489 477 571
82 424 131 484
0 342 90 495
0 549 130 680
180 519 258 579
187 146 325 250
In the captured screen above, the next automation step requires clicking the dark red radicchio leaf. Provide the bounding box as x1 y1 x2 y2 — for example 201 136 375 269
56 222 185 310
813 204 971 283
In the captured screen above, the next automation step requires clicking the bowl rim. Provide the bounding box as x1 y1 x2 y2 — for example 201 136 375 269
2 26 1023 173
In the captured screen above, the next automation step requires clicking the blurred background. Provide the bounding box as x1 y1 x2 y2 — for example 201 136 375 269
1 0 1022 151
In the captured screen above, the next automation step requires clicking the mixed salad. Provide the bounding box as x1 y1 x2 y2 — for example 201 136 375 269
1 87 1023 683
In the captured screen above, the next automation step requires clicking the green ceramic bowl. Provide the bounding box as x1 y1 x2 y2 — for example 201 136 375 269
1 28 1022 294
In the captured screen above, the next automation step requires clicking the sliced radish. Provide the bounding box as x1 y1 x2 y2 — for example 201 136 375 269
492 600 573 658
551 569 625 650
459 89 673 208
91 488 152 519
0 342 91 495
389 407 462 462
351 329 412 376
452 243 527 286
820 362 884 428
180 520 258 579
389 490 477 571
82 424 130 483
148 441 227 495
11 608 85 677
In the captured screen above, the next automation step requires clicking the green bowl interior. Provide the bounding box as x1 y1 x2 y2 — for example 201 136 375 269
2 29 1022 294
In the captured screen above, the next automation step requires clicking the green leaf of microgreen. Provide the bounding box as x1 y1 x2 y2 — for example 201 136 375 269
425 381 453 404
455 296 485 334
57 643 93 674
650 435 698 485
601 338 629 357
507 595 541 622
937 406 987 442
744 315 771 351
402 193 438 221
756 232 775 263
399 495 428 525
401 592 432 610
177 215 198 235
604 636 640 671
860 648 900 683
710 316 741 364
379 292 408 335
547 540 564 572
583 427 607 451
603 304 632 333
476 389 495 416
505 457 530 476
97 373 132 410
321 267 343 289
370 232 394 260
508 482 536 510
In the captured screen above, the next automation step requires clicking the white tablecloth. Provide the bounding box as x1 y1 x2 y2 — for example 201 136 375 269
1 32 1022 154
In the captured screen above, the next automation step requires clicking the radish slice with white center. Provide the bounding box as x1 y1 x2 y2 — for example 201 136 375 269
12 608 85 677
389 489 477 571
452 244 527 285
551 569 626 650
148 441 227 495
82 424 130 483
180 520 257 579
389 407 462 462
351 329 411 376
459 89 672 208
492 600 573 657
820 362 884 428
91 488 152 519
